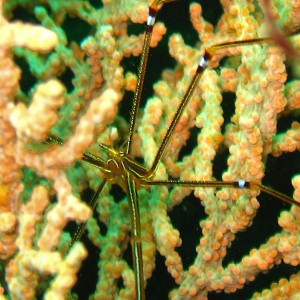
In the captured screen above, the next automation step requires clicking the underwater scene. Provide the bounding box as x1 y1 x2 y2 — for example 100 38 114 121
0 0 300 299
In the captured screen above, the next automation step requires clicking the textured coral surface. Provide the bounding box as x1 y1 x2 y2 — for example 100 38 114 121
0 0 300 299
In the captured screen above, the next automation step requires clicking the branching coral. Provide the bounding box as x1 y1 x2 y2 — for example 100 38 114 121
0 0 300 299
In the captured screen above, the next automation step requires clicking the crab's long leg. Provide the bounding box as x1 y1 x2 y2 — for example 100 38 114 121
142 179 300 207
126 0 171 155
146 31 300 177
63 179 108 255
125 172 144 300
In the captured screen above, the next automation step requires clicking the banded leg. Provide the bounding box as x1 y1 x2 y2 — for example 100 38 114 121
125 172 144 300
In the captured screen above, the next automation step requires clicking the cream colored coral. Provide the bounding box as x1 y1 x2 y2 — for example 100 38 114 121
0 22 58 52
10 80 65 142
